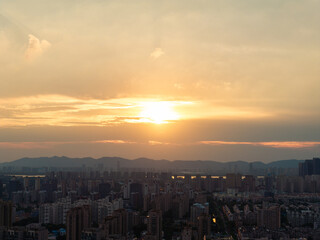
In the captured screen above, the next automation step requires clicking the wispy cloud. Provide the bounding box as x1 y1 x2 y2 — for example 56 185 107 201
0 95 192 127
150 48 164 59
148 140 172 145
2 139 320 150
25 34 51 60
258 142 320 149
199 141 320 149
0 140 138 149
93 140 136 144
0 142 57 149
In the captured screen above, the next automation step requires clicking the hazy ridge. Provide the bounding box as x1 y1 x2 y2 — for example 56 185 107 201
0 157 303 174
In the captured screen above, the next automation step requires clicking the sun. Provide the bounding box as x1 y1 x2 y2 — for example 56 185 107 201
139 101 179 124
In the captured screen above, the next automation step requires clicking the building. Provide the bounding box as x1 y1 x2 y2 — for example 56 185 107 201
39 198 72 225
34 178 41 191
0 180 3 198
226 173 242 189
257 206 281 230
0 224 48 240
81 228 104 240
190 203 209 225
25 223 48 240
0 200 13 227
299 158 320 176
98 183 111 199
181 227 192 240
0 226 25 240
197 214 211 240
172 194 189 219
101 209 128 238
39 204 53 224
242 175 256 192
147 209 162 240
66 205 91 240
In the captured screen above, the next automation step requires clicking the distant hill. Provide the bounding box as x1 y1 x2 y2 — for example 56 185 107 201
0 156 304 175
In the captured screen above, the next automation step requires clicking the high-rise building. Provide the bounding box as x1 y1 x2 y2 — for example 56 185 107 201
25 223 48 240
66 205 91 240
7 179 23 198
172 194 189 219
299 158 320 176
101 208 127 238
257 206 281 230
147 209 162 240
81 228 104 240
112 209 128 237
0 224 48 240
197 214 211 240
181 227 192 240
314 158 320 175
0 180 3 198
23 177 30 191
226 173 242 189
35 178 41 191
242 175 256 192
98 183 111 199
190 203 209 225
264 176 274 191
0 200 13 227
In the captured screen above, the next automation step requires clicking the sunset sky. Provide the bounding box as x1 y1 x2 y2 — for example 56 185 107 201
1 0 320 162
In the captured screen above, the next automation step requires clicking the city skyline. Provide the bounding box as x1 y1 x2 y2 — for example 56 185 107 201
1 0 320 162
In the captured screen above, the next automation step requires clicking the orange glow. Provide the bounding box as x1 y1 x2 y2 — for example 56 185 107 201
200 141 320 149
139 101 179 124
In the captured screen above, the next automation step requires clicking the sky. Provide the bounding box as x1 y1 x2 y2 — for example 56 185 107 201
0 0 320 162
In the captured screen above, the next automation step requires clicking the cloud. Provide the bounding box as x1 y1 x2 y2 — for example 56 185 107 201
0 95 194 127
199 141 320 149
148 140 172 145
150 48 164 59
0 139 182 150
25 34 51 60
0 142 57 149
258 142 320 149
0 140 137 149
93 140 136 144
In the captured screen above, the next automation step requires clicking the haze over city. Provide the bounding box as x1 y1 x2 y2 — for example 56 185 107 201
1 0 320 162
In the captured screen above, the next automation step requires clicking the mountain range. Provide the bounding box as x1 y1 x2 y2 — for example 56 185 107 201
0 156 304 175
